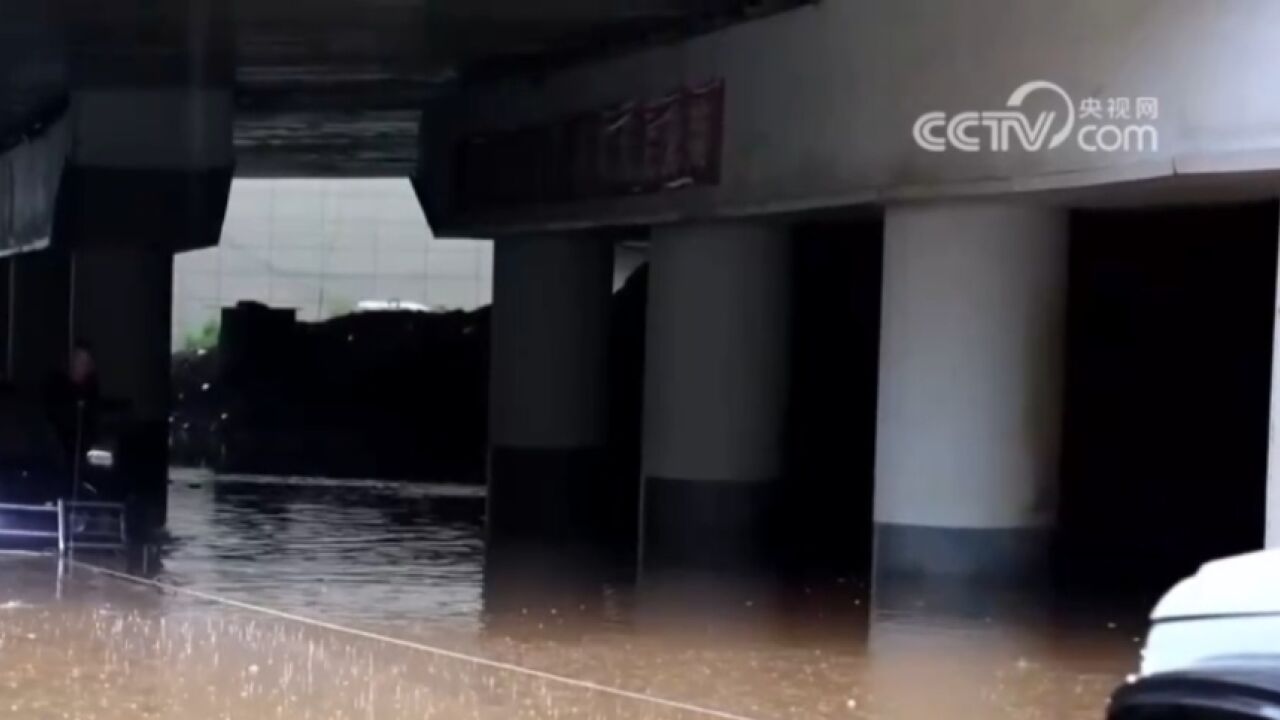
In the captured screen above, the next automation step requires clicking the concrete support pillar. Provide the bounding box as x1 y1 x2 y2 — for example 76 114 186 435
72 246 173 427
874 203 1067 585
72 246 174 528
1268 230 1280 549
641 220 791 574
7 248 72 393
51 0 234 531
488 233 613 548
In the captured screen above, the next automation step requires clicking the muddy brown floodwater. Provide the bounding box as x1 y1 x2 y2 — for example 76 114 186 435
0 470 1141 719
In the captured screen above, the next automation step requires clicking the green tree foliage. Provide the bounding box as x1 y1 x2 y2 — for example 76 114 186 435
183 318 221 352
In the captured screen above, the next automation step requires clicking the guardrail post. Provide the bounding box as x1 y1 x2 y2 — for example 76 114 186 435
56 498 66 556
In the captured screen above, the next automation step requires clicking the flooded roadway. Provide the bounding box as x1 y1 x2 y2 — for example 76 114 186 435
0 471 1141 719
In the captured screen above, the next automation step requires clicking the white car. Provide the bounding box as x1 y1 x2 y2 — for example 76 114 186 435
1109 550 1280 719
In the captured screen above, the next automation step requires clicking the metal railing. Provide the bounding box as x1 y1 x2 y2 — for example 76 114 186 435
0 499 127 554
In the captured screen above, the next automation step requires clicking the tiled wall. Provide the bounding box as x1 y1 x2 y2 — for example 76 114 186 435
173 179 493 349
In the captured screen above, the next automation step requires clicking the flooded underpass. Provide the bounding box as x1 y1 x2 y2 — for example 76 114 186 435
0 471 1141 719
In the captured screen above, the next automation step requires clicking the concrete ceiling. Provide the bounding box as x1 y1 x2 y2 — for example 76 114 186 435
0 0 66 151
235 0 776 176
3 0 786 177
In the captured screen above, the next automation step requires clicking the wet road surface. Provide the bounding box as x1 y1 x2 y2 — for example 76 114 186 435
0 470 1141 719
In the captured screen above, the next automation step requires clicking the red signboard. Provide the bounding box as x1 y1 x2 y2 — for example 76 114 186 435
454 79 725 212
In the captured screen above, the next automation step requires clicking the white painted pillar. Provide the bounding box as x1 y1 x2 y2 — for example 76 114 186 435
875 203 1068 582
641 220 791 573
488 233 613 545
1267 227 1280 548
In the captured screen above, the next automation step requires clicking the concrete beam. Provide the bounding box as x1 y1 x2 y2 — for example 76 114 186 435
59 0 233 253
419 0 1280 234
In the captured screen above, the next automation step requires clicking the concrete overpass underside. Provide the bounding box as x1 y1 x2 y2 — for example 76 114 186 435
3 0 1280 596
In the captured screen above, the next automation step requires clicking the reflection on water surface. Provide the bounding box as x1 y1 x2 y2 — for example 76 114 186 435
0 471 1140 719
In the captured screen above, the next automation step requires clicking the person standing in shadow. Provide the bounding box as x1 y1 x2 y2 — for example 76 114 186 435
44 342 101 497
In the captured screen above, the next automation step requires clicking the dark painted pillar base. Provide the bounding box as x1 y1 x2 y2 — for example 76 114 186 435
874 523 1052 581
872 523 1052 617
641 476 776 577
120 420 170 536
487 445 612 551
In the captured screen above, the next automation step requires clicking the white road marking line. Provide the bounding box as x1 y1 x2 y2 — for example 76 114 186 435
72 560 764 720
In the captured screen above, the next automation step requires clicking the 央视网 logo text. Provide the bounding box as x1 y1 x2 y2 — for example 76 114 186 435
913 80 1159 154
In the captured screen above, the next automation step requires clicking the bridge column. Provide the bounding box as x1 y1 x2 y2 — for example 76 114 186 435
641 220 791 576
1269 220 1280 549
874 202 1067 592
71 246 174 525
488 233 614 551
5 249 72 392
55 0 234 531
